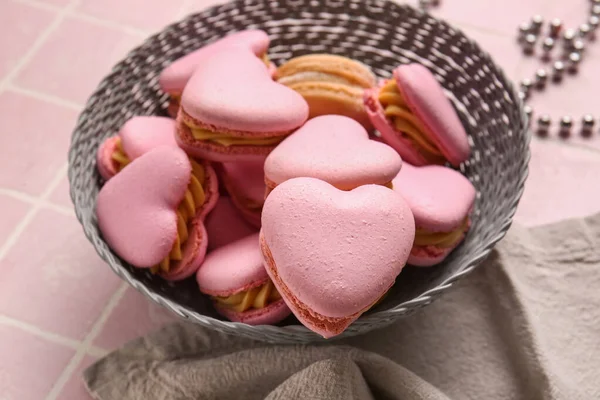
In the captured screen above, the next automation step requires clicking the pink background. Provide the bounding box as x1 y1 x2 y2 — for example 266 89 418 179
0 0 599 398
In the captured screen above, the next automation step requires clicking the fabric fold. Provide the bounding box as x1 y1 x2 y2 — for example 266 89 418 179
85 212 600 400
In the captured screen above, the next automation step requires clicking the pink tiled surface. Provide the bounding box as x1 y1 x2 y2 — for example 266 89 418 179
0 91 77 196
0 325 74 400
0 1 55 80
76 0 186 31
0 0 599 399
0 195 30 247
0 209 122 340
93 287 177 350
57 355 97 399
15 17 144 104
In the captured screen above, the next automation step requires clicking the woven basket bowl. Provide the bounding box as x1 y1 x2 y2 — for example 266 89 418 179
68 0 530 343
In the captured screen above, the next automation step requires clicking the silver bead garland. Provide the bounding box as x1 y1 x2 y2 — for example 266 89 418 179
516 2 598 138
418 0 596 139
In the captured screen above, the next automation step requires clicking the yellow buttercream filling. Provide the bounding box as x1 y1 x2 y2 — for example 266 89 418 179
185 119 285 147
414 218 469 248
379 80 446 165
213 280 282 312
111 138 131 172
261 53 271 68
110 149 207 274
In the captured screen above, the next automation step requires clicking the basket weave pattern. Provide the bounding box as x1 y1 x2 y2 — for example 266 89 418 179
68 0 530 343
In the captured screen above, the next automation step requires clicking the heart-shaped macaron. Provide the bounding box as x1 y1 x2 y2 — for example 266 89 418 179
96 116 178 180
176 47 309 162
260 177 415 338
97 147 217 281
263 115 402 193
392 163 476 267
197 233 291 325
159 30 275 117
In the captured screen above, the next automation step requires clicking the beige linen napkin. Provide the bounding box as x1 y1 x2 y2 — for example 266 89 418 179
84 212 600 400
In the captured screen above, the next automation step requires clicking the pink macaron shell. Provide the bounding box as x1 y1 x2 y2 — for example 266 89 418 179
96 147 191 268
160 220 209 281
220 161 265 228
205 197 258 251
264 115 402 189
159 30 271 94
261 177 415 321
215 298 291 325
96 136 120 180
198 162 220 220
392 163 476 232
408 241 463 267
393 64 470 166
197 233 268 296
364 87 429 166
180 48 309 133
119 116 178 159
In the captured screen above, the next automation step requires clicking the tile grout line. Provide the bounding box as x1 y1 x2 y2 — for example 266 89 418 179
0 188 75 216
6 85 83 111
87 345 109 359
0 164 68 262
45 282 128 400
0 0 78 93
0 315 82 351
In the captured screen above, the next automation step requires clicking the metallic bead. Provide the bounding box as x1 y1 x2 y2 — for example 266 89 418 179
542 37 555 51
519 22 532 37
552 60 565 81
523 105 533 126
523 34 537 54
582 114 595 128
559 116 573 138
541 37 554 60
568 52 582 73
582 115 595 137
537 115 551 136
549 18 563 38
535 69 548 89
538 114 551 127
590 16 600 31
562 28 577 49
572 39 585 54
579 23 592 39
520 78 534 93
531 15 544 33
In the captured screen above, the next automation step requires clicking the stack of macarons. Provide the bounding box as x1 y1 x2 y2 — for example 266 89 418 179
94 29 476 338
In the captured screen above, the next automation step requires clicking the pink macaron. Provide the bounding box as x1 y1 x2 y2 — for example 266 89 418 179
197 233 291 325
96 116 178 180
263 115 402 195
217 160 266 228
260 177 415 338
159 29 275 117
96 147 219 281
392 162 476 267
176 47 309 162
205 197 258 251
364 63 470 167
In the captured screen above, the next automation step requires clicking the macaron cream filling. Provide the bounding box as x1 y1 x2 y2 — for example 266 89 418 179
109 144 209 274
378 80 446 165
182 118 287 148
413 217 469 249
213 280 282 312
110 138 131 172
